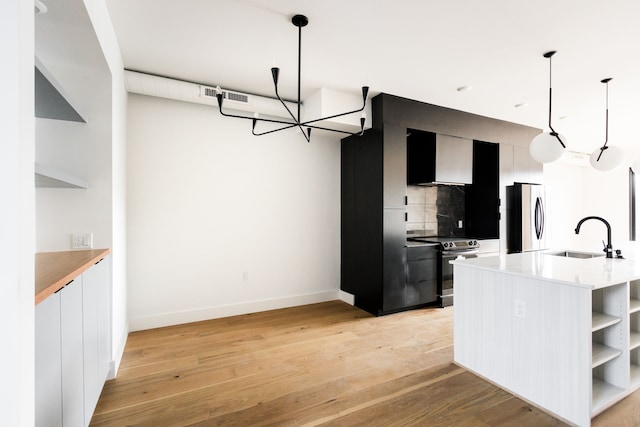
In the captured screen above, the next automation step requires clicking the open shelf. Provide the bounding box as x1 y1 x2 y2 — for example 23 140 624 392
35 57 86 123
35 162 88 189
631 364 640 391
592 378 626 415
631 332 640 351
592 342 622 368
630 299 640 314
592 311 622 332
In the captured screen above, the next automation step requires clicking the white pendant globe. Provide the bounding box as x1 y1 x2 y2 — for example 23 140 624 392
590 145 624 171
529 132 567 163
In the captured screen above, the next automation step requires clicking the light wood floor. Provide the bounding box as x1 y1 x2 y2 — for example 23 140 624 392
90 301 640 426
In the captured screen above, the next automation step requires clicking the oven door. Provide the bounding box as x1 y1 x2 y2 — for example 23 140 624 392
440 249 478 307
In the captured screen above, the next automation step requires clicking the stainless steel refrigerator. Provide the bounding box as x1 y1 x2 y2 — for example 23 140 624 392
506 184 549 253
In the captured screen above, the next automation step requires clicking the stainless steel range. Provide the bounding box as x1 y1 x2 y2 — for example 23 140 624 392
408 237 480 307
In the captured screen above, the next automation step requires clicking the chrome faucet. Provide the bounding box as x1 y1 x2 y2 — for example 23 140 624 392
575 216 613 258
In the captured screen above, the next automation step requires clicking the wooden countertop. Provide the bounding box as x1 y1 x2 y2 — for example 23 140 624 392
35 248 110 305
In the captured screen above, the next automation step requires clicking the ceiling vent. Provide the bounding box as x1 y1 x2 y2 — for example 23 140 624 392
200 86 250 105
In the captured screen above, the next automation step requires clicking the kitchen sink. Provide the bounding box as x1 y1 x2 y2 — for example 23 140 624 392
547 250 604 259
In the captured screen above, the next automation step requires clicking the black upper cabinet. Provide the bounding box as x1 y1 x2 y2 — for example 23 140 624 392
465 140 499 239
406 129 436 185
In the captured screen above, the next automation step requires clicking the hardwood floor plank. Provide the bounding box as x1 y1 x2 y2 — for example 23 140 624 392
89 301 637 426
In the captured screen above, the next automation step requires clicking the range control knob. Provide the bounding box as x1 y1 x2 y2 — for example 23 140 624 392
443 242 449 248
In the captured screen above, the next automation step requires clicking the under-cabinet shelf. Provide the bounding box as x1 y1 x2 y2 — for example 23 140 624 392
592 311 622 332
35 162 88 189
592 378 626 415
630 299 640 314
592 342 622 368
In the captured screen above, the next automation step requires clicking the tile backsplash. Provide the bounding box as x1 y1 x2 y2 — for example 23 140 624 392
406 185 466 237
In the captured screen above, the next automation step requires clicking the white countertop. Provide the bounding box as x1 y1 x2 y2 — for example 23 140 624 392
452 249 640 289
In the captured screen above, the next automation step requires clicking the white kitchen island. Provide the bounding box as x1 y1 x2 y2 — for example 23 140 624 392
452 251 640 426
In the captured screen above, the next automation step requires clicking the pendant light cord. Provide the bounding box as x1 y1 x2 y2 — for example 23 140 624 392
546 52 566 148
596 78 612 162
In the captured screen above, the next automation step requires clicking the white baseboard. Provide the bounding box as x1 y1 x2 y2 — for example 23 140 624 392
338 290 355 305
128 290 339 332
109 321 129 379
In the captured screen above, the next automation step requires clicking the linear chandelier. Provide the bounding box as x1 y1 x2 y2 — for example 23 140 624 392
215 14 369 142
529 51 568 164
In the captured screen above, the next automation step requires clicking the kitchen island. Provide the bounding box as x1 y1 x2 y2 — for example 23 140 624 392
452 251 640 426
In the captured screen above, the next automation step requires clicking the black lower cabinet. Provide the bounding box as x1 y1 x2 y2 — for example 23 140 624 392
406 246 438 306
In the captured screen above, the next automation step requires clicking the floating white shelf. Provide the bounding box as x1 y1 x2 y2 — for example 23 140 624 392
35 162 88 189
592 311 622 332
35 56 86 123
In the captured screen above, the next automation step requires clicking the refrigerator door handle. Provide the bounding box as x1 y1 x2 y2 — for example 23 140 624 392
535 196 544 240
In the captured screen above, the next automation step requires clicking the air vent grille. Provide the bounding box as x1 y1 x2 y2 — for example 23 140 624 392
200 86 250 104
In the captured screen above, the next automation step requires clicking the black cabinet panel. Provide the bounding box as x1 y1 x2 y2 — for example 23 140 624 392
465 140 499 239
383 123 407 208
382 208 407 313
406 246 438 307
406 129 436 185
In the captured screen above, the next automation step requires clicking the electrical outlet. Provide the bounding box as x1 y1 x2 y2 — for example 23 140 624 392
71 233 93 249
242 271 249 281
458 220 463 228
514 299 526 318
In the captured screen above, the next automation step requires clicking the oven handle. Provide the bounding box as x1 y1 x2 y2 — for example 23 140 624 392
442 249 479 257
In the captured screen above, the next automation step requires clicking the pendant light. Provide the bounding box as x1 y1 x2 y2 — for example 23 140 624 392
590 78 624 171
529 51 568 163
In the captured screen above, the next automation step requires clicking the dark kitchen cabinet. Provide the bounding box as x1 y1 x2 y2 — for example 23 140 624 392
406 245 438 306
341 93 540 316
465 140 499 239
407 130 436 185
341 119 409 315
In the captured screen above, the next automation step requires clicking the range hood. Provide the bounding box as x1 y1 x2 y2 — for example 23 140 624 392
407 130 473 186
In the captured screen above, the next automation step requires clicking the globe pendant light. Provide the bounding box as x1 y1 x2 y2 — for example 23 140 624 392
530 51 568 163
590 78 624 171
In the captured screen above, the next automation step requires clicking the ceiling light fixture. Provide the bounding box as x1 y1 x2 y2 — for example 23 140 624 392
215 14 369 143
34 0 48 14
590 78 624 171
529 51 568 164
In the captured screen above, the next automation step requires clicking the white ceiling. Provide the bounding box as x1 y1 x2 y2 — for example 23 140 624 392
105 0 640 159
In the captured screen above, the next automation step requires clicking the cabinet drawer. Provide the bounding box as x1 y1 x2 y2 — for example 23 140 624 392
407 246 438 261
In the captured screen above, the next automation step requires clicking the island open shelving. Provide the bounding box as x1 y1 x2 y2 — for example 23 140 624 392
453 251 640 426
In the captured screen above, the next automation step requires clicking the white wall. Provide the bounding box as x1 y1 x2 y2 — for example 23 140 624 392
126 94 342 330
1 0 35 425
84 0 129 376
545 161 632 254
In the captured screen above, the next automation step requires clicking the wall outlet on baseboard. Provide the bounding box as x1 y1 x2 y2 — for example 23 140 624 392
71 233 93 249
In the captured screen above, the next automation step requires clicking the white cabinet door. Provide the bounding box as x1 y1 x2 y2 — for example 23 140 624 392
82 255 110 425
35 292 63 427
61 277 85 427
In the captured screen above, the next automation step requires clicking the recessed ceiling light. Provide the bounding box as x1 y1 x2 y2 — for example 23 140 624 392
559 115 570 120
515 102 528 108
456 86 472 92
